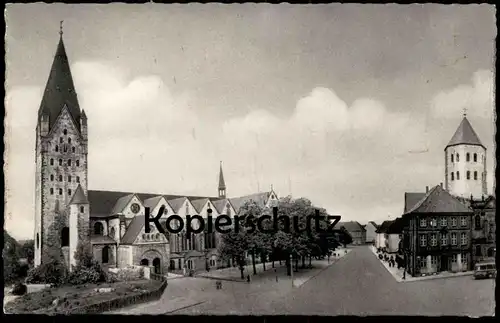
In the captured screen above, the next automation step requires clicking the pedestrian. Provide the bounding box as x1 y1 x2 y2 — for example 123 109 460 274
247 275 251 283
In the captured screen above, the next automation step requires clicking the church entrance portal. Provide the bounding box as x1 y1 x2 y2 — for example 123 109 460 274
153 258 161 274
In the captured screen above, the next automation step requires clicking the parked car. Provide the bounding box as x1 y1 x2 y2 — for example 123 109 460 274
473 261 496 280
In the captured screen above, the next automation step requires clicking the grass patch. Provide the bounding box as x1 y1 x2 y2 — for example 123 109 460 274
4 280 161 314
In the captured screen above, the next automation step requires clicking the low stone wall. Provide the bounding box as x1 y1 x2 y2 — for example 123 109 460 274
26 284 51 294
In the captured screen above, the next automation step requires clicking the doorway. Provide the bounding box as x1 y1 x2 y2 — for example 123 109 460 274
440 255 449 272
153 258 161 274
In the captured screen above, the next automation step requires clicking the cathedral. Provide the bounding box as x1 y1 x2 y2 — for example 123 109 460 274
33 30 279 275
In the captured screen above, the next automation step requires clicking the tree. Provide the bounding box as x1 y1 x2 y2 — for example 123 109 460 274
338 227 353 247
218 230 249 279
20 240 34 264
3 233 22 284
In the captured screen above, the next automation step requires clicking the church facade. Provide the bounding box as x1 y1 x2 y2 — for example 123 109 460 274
33 32 279 275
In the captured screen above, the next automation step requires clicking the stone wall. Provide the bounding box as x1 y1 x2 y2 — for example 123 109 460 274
132 244 169 274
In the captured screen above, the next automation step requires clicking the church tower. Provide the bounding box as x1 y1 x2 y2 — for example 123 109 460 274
34 24 89 267
218 161 226 198
444 113 487 200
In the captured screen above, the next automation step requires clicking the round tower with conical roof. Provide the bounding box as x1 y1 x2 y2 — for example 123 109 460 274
444 114 487 199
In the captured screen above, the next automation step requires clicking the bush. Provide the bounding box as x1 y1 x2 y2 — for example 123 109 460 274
109 267 143 282
12 283 27 295
26 258 67 286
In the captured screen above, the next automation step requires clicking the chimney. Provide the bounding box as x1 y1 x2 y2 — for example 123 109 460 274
482 195 485 201
426 186 429 193
440 182 443 188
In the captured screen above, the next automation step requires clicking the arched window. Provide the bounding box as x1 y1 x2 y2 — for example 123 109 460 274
474 171 478 180
466 153 470 162
94 222 104 235
76 160 80 167
68 189 72 196
153 258 161 274
155 233 160 240
50 188 54 195
456 153 460 162
451 154 454 163
456 171 460 180
473 153 477 162
63 129 67 135
474 215 481 229
102 246 110 264
466 171 470 180
72 147 75 153
58 188 62 195
58 159 62 166
80 206 84 213
109 227 116 239
50 158 54 165
50 174 54 181
63 145 67 153
451 172 454 181
68 175 72 182
55 145 59 152
61 227 69 247
36 233 40 249
67 159 72 166
68 138 72 144
475 245 482 257
59 175 62 182
76 176 80 183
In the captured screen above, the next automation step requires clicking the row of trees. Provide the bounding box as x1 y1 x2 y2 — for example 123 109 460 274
217 196 352 279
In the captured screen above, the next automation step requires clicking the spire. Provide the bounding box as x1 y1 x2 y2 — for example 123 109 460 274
446 116 484 149
218 161 226 198
38 25 81 132
69 184 88 204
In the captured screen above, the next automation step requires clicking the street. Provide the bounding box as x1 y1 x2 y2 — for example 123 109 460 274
174 246 495 316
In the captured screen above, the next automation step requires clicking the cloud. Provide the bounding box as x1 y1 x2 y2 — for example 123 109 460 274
4 62 495 240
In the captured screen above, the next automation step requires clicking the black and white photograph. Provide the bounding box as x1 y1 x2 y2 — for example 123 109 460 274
3 3 496 316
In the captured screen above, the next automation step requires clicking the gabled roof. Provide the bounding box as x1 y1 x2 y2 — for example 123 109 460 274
143 196 164 210
88 190 222 218
229 191 272 212
446 116 484 149
111 194 136 215
211 198 229 214
38 35 81 132
167 197 188 213
376 220 394 234
120 215 145 244
368 221 379 229
338 221 366 233
404 192 426 213
405 185 472 214
69 184 88 204
190 198 210 214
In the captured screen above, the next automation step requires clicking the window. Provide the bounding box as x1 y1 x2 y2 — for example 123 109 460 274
36 233 40 249
466 171 470 180
142 234 146 240
473 153 477 162
60 137 63 143
420 218 427 227
431 256 437 265
430 234 437 246
460 232 467 245
420 235 427 246
187 259 193 270
50 174 54 181
76 176 80 183
94 222 104 235
156 233 160 240
55 145 59 152
456 153 460 162
451 233 457 245
68 175 72 182
58 188 62 195
461 253 468 266
163 207 168 215
210 259 216 267
50 158 54 165
440 217 447 226
466 153 470 162
61 227 69 247
474 215 481 229
59 159 62 166
59 175 62 182
102 246 110 264
68 189 72 196
451 154 454 163
169 260 176 270
431 218 437 227
419 257 426 269
456 171 460 180
451 217 457 226
451 254 457 263
72 146 75 153
440 233 447 245
460 217 467 226
67 159 72 166
63 145 67 153
80 206 84 213
474 171 478 180
63 129 67 135
76 160 80 167
475 245 482 256
50 188 54 195
451 172 454 181
68 138 71 144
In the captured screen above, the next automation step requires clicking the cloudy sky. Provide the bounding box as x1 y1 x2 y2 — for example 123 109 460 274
5 4 496 240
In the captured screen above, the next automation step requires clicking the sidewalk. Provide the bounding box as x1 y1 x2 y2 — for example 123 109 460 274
369 246 473 283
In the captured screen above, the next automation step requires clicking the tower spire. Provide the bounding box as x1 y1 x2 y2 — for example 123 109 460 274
218 161 226 198
463 107 467 118
59 20 64 37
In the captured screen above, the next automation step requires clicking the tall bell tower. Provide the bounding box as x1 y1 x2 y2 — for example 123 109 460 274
34 23 89 267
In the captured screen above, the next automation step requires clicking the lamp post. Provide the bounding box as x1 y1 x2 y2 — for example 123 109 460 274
290 253 294 288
